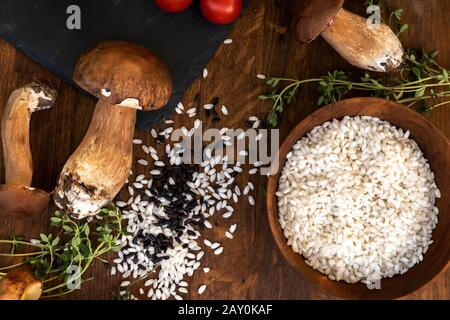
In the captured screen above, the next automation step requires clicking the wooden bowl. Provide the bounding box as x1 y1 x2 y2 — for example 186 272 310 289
267 98 450 299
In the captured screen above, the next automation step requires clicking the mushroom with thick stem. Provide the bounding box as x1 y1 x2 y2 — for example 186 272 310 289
0 269 43 300
291 0 404 72
0 82 56 219
54 41 173 219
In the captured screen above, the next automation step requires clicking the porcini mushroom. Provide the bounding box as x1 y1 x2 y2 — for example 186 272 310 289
54 41 172 219
0 82 56 219
291 0 404 72
0 269 43 300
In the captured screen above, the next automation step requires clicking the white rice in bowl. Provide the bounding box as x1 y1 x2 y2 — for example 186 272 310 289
276 116 440 284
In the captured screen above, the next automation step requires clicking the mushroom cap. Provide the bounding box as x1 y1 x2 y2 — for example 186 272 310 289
73 41 173 111
0 185 49 219
291 0 345 43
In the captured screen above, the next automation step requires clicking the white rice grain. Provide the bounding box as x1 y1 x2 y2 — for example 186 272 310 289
277 116 440 285
198 284 207 294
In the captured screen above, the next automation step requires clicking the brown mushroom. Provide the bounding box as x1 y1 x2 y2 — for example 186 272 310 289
291 0 404 72
0 82 56 219
0 269 43 300
54 41 172 219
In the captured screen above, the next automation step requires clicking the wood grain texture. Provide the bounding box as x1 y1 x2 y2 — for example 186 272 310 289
0 0 449 299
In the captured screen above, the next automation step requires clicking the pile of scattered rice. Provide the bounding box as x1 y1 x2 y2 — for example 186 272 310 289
277 116 440 284
113 98 261 300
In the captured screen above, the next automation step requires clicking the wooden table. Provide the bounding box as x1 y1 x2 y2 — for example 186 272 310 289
0 0 448 299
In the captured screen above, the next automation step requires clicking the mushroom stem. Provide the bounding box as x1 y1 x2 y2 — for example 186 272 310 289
1 83 56 186
321 8 404 72
54 100 136 218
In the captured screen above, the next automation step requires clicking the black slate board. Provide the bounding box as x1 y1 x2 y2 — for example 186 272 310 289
0 0 247 129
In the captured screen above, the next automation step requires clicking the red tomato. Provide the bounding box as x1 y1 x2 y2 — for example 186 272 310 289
154 0 193 13
200 0 243 24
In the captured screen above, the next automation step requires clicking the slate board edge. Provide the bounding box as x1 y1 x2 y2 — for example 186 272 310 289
0 31 74 86
0 29 238 131
0 29 176 130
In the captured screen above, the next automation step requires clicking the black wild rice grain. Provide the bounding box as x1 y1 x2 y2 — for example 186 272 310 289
124 159 206 273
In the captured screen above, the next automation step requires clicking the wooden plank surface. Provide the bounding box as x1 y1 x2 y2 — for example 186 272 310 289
0 0 449 299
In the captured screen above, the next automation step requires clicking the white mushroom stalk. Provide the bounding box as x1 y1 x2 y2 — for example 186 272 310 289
291 0 404 72
321 8 404 72
0 82 56 219
55 100 136 218
2 83 55 186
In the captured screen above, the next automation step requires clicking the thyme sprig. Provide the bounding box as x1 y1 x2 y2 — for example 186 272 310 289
389 8 409 36
0 206 124 298
259 50 450 127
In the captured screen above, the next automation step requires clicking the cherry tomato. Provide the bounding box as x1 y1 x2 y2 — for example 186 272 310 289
154 0 193 13
200 0 243 25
